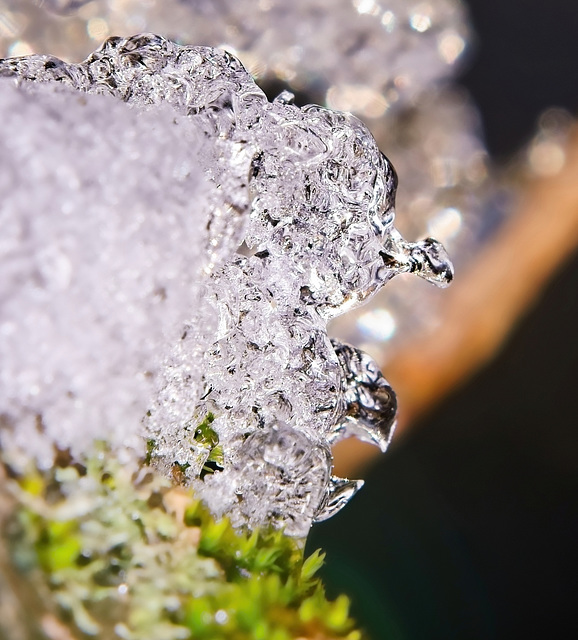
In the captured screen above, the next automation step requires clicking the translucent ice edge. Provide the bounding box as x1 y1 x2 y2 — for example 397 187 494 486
0 34 453 536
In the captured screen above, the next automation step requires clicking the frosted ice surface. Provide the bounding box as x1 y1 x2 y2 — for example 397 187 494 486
0 0 485 367
0 79 218 468
0 35 453 535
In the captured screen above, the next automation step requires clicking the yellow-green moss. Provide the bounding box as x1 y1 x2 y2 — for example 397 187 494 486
3 446 365 640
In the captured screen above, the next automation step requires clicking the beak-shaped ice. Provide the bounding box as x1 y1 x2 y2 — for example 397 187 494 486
330 339 397 453
314 475 365 522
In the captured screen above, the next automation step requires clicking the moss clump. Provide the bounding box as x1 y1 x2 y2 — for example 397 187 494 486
2 446 365 640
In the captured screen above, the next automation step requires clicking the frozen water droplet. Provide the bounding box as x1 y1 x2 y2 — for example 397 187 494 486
408 237 454 287
198 423 332 537
273 90 295 105
380 229 454 288
314 475 365 522
330 339 397 452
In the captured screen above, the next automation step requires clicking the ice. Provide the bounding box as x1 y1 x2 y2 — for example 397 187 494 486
0 78 223 467
1 0 470 113
0 0 489 360
330 339 398 453
0 35 453 535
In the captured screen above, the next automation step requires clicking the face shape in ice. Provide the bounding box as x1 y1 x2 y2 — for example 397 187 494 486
0 34 453 536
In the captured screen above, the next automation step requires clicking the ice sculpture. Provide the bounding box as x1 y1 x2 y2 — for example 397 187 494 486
0 34 453 536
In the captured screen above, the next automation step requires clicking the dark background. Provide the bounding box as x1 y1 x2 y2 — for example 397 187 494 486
307 2 578 638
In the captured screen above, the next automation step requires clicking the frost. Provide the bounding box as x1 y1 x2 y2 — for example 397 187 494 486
0 35 453 535
0 79 216 467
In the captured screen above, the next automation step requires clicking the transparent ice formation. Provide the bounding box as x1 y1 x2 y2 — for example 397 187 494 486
0 34 453 535
332 88 493 358
0 0 489 361
0 0 470 113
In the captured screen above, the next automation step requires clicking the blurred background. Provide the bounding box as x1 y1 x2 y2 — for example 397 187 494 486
310 2 578 639
1 1 577 638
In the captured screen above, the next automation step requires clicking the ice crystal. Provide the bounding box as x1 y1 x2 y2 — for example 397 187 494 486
0 0 489 360
0 34 453 536
0 79 217 468
1 0 470 113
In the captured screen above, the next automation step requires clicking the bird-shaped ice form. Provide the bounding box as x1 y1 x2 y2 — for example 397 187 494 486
0 34 453 536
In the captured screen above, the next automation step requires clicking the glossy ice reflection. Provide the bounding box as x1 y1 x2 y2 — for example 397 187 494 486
0 35 453 535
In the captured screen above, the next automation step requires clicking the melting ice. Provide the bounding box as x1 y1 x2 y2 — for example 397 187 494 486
0 35 452 536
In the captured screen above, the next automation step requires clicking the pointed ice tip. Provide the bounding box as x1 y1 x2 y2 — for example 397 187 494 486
376 419 397 452
313 476 364 523
414 237 454 288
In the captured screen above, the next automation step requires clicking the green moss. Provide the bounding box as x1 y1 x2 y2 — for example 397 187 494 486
193 413 224 478
144 438 157 465
193 412 217 448
3 447 366 640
